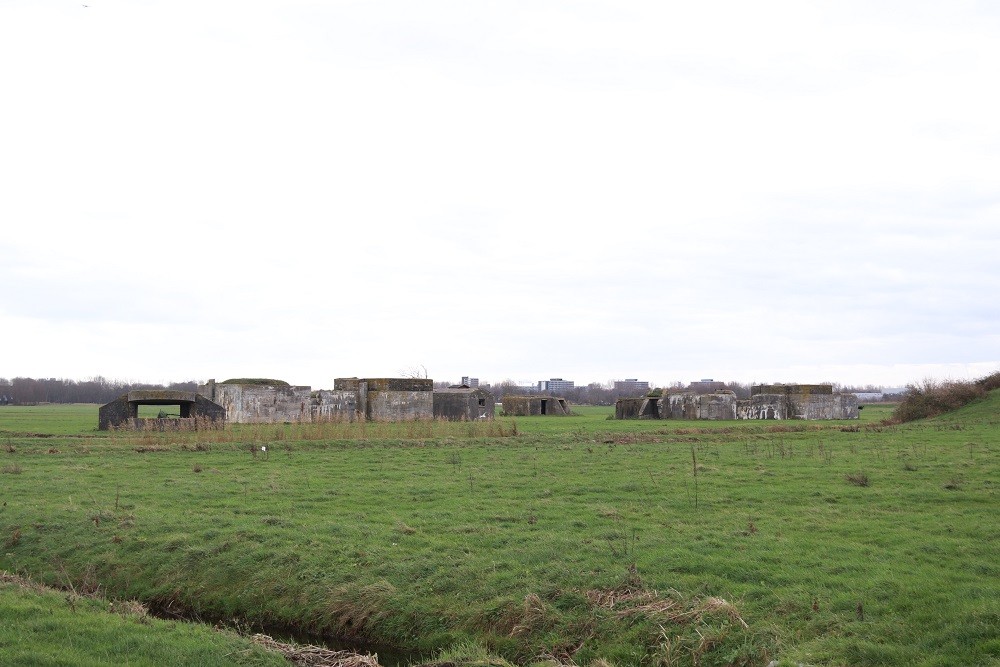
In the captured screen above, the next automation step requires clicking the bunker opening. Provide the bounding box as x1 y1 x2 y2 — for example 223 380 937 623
98 390 225 430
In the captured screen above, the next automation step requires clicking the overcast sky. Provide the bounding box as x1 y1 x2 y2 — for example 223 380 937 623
1 1 997 390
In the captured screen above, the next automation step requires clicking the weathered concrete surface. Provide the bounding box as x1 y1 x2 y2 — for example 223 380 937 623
98 392 225 430
666 391 737 420
433 388 496 421
737 390 858 420
614 384 856 421
343 378 434 421
615 397 643 419
501 395 570 416
737 394 788 420
365 386 433 421
201 382 313 424
312 390 359 421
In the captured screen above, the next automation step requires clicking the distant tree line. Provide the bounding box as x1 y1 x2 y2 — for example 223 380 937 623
0 376 199 405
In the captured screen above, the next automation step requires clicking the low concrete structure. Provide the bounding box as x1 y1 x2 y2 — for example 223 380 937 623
615 383 858 420
502 395 570 416
98 390 225 430
433 387 496 421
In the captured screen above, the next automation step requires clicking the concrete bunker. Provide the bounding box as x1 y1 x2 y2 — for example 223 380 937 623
615 396 661 419
98 390 225 430
615 384 858 421
501 395 571 416
433 387 497 421
738 384 858 420
666 391 738 420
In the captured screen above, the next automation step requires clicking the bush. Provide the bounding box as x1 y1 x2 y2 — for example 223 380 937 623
892 375 994 423
976 371 1000 392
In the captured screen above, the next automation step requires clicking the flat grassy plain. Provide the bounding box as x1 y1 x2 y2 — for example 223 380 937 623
1 399 997 666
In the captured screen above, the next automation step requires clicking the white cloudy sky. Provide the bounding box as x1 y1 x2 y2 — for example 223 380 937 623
1 0 998 389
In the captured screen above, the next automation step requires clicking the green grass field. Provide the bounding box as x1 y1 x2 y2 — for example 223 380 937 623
1 399 997 666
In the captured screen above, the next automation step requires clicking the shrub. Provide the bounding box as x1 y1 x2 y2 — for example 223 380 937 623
976 370 1000 392
892 377 991 422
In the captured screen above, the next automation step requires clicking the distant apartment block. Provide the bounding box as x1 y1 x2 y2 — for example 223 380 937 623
460 376 480 388
539 378 574 393
614 379 650 395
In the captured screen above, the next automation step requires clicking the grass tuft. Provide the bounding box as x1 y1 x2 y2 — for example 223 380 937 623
845 472 870 487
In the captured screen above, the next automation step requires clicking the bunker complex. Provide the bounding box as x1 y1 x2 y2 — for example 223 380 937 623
615 384 859 420
99 378 498 430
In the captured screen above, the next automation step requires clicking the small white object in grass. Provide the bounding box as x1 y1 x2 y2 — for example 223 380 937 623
261 446 267 452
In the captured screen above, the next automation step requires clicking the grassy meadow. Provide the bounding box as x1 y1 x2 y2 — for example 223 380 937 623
0 399 997 666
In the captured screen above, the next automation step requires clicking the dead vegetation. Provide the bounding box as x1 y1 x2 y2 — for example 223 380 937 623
584 586 748 629
845 472 870 487
250 634 381 667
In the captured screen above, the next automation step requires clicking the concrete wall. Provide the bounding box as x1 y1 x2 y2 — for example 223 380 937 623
331 378 434 421
312 390 359 421
433 388 496 421
798 393 858 419
98 397 132 430
365 385 433 421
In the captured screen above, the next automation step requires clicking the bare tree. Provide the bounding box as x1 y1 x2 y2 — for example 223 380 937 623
399 365 429 379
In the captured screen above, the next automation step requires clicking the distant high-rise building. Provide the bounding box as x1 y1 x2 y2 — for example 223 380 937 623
461 376 479 388
614 379 650 395
538 378 574 394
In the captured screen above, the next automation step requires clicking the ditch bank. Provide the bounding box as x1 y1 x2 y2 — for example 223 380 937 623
145 595 421 667
0 570 419 667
